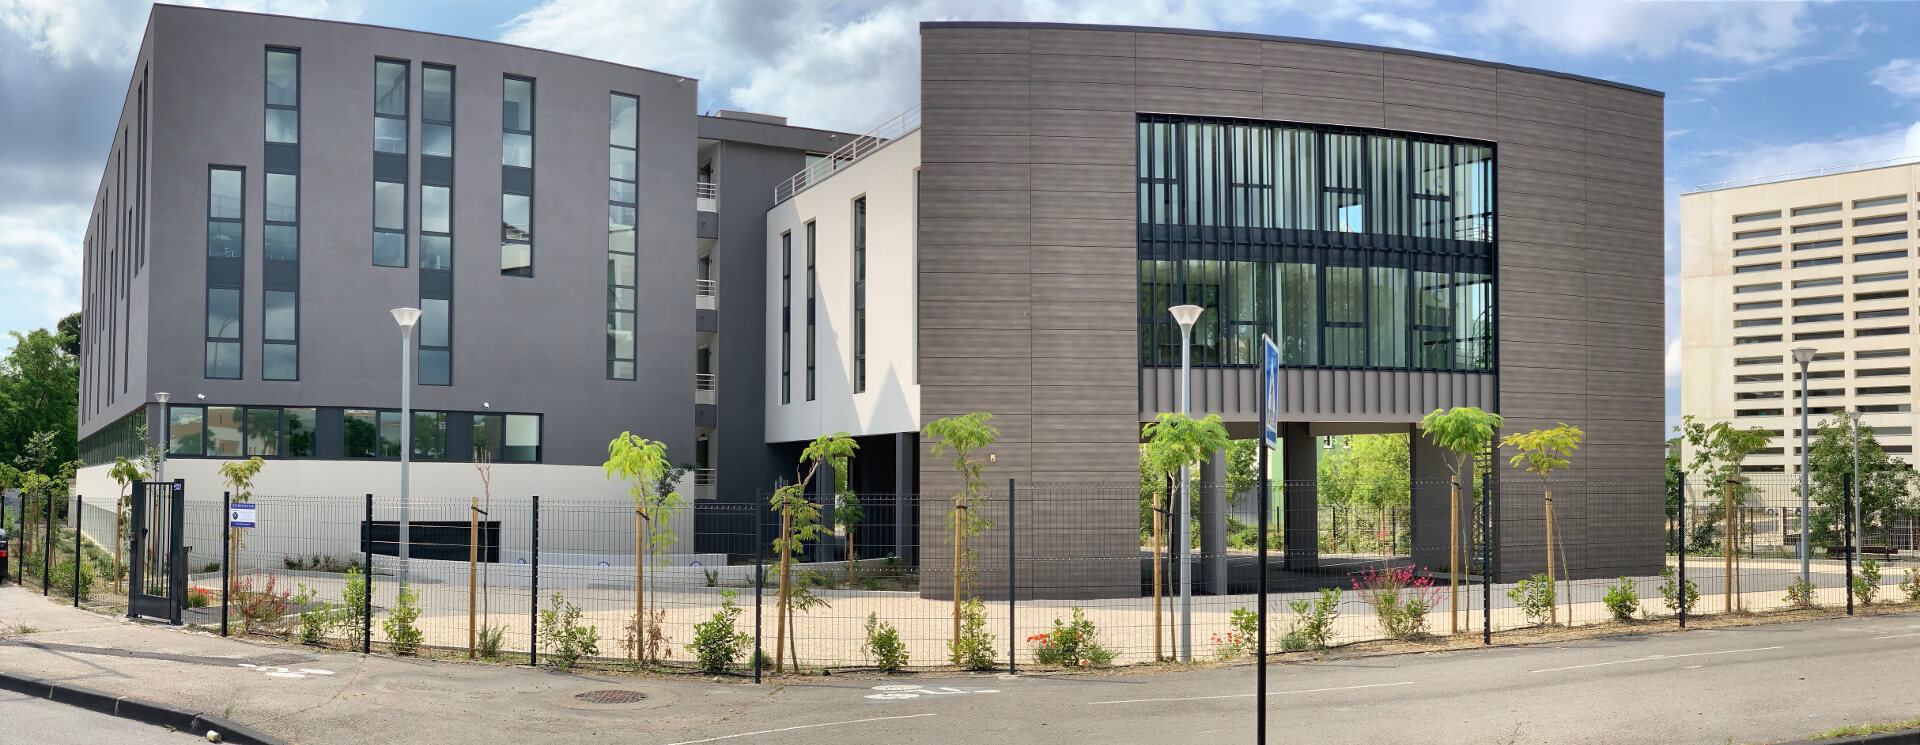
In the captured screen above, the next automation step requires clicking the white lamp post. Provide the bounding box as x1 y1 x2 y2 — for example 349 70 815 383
1791 345 1816 593
392 307 422 582
1169 303 1204 663
153 392 171 483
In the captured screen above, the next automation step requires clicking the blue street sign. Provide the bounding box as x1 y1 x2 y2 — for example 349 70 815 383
1261 334 1280 448
228 503 257 528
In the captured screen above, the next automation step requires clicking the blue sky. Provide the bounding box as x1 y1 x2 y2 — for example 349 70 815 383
5 0 1920 436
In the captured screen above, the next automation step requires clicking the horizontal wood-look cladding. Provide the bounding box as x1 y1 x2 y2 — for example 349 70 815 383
917 25 1665 595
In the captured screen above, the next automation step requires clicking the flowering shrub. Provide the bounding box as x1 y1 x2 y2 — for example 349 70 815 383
186 587 215 609
1902 567 1920 603
1211 607 1262 659
231 572 292 633
1030 607 1115 667
1287 588 1340 650
1351 566 1438 640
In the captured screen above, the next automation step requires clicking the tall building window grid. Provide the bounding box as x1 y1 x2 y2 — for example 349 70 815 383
805 220 817 401
501 75 535 277
1136 114 1496 372
206 166 244 379
781 230 792 404
607 92 638 379
372 58 409 267
419 63 455 386
852 196 867 393
263 47 301 380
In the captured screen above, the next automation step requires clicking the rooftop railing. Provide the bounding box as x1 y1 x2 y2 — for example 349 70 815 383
773 104 920 204
1690 154 1920 194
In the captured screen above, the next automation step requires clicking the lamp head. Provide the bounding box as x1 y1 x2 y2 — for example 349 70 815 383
391 307 422 329
1791 346 1817 366
1169 304 1204 330
154 391 171 404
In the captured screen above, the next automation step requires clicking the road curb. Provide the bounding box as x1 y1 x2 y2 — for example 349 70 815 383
0 669 286 745
1807 729 1920 744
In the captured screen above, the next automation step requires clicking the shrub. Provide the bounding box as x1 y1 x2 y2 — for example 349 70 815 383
1658 566 1700 617
946 597 997 670
687 590 751 673
381 581 424 655
864 612 909 672
49 557 98 601
340 566 370 648
1603 577 1641 622
1213 607 1262 659
704 569 720 588
1286 588 1340 650
1853 559 1882 606
539 591 600 670
1902 567 1920 603
1351 566 1438 640
1507 574 1555 626
290 583 339 645
232 572 291 633
1785 577 1818 609
1280 631 1310 652
477 623 507 660
1030 607 1115 667
186 587 215 609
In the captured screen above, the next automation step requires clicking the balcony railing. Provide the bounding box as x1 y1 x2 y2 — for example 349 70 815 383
696 278 717 310
696 181 718 212
695 373 717 405
773 104 920 204
1690 154 1920 193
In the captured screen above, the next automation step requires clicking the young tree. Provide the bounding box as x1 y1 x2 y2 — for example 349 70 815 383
108 456 149 593
768 433 856 672
218 457 265 572
922 413 998 663
1500 424 1585 624
603 433 681 665
0 329 80 474
1419 406 1503 633
1674 414 1773 611
1140 412 1230 661
1804 413 1917 550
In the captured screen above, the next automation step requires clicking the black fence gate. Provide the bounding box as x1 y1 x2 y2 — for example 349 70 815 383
127 480 186 624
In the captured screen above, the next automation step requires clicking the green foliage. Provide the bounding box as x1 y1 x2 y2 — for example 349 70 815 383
1214 607 1263 659
688 590 752 673
231 572 291 633
1352 566 1437 640
1280 631 1310 652
1659 566 1700 617
1603 577 1641 622
1225 439 1259 506
1901 567 1920 603
381 582 424 655
1675 414 1775 508
1286 588 1340 650
863 612 909 672
1507 574 1556 626
1140 412 1232 490
291 583 339 644
539 591 600 670
1317 434 1412 508
0 326 80 478
1500 425 1585 481
1854 559 1883 606
49 556 97 601
1785 576 1818 609
217 457 265 500
477 623 507 660
603 433 684 552
924 413 999 579
1419 407 1503 483
1802 413 1918 550
1030 607 1115 667
341 566 371 648
946 597 997 670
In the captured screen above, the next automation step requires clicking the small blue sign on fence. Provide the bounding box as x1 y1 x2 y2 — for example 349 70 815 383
228 503 256 528
1261 334 1280 449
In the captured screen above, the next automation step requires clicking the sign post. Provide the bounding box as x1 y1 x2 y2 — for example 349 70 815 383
1256 335 1279 745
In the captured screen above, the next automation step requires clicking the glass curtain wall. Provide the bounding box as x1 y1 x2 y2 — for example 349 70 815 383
1137 114 1495 372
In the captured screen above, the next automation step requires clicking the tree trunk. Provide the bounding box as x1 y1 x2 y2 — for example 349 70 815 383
1544 486 1557 625
114 496 125 594
952 499 964 664
1450 476 1460 634
775 504 792 674
1723 477 1734 613
1152 486 1166 662
634 506 645 662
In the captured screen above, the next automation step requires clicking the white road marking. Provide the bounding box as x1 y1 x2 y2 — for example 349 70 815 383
1089 681 1415 705
298 668 334 675
660 714 937 745
1873 633 1920 640
1528 646 1783 674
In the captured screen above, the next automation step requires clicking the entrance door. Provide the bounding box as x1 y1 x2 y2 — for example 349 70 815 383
127 480 186 624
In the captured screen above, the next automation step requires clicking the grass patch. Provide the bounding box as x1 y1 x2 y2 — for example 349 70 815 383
1807 717 1920 740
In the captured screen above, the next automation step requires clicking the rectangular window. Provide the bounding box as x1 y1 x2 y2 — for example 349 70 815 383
1858 385 1912 395
1795 330 1844 341
263 49 301 381
266 49 298 143
1734 282 1781 294
608 92 638 380
1734 228 1781 240
1736 409 1783 417
781 231 792 404
1857 326 1910 337
1734 262 1780 273
422 65 453 157
1859 348 1911 359
208 167 243 257
852 196 866 393
805 220 816 401
206 405 242 457
1857 307 1911 320
474 413 541 462
379 411 403 457
373 59 408 153
285 407 316 457
167 406 205 456
1856 249 1909 263
1856 289 1909 302
373 179 406 266
344 409 379 458
1793 239 1841 252
1735 335 1782 344
1855 195 1908 209
1790 314 1839 324
1856 367 1910 377
1793 204 1840 216
1733 246 1779 257
501 76 534 277
1857 270 1908 283
1794 256 1842 268
245 407 280 457
412 411 448 460
1733 300 1780 311
1733 211 1780 223
1734 356 1781 366
1793 295 1841 306
1792 221 1841 234
419 64 454 385
1854 234 1908 246
1794 277 1843 288
1855 213 1908 227
1858 403 1912 413
206 166 243 379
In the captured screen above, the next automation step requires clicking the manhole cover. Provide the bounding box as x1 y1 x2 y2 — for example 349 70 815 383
575 690 648 704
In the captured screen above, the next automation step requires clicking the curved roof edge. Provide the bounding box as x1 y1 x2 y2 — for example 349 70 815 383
921 21 1663 98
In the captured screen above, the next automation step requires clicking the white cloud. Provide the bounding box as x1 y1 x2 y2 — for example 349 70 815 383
1870 58 1920 100
1698 121 1920 187
0 202 85 333
1665 336 1681 383
0 0 364 68
1469 0 1811 64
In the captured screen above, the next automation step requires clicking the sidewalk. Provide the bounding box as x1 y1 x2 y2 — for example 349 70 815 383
0 586 748 745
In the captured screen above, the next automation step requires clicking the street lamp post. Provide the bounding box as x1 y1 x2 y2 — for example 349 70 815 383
392 308 422 583
1169 303 1204 663
1792 346 1816 592
153 392 171 483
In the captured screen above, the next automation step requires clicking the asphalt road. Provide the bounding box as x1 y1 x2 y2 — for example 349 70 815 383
0 690 204 745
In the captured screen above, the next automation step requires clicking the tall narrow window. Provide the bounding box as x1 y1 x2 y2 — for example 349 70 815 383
206 166 243 379
852 197 867 393
781 231 792 404
266 49 299 144
806 221 817 401
372 59 409 267
501 76 534 276
608 92 638 379
419 63 454 385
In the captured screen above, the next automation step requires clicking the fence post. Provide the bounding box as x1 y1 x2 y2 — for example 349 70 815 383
1481 471 1492 645
44 494 53 596
1007 478 1016 675
72 494 82 607
754 498 763 684
1677 475 1687 630
1844 471 1854 616
363 493 373 655
529 494 540 668
221 491 231 637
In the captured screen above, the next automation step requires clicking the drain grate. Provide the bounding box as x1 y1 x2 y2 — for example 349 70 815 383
575 689 647 704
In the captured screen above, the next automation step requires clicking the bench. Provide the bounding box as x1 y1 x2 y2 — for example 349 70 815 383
1825 545 1899 558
